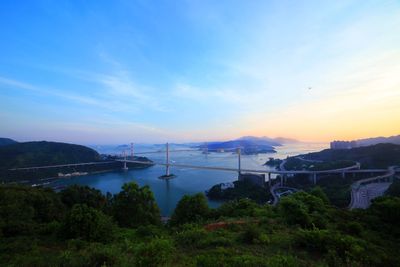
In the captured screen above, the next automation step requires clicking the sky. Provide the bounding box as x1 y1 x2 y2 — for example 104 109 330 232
0 0 400 144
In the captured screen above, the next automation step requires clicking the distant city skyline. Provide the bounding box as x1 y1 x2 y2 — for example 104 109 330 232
1 1 400 144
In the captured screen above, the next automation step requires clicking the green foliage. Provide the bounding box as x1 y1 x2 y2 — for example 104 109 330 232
170 193 209 226
385 178 400 197
216 198 260 218
135 224 165 238
207 180 270 203
175 224 208 248
309 186 330 204
0 141 100 169
279 196 311 227
133 238 175 267
294 229 379 265
60 185 107 210
0 186 65 236
366 196 400 237
1 184 400 266
279 191 328 228
63 204 115 242
112 182 161 228
303 143 400 169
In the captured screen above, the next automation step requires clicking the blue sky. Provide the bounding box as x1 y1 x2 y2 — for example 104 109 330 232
1 0 399 144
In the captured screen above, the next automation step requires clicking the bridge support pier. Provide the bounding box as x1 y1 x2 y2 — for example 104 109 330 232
341 171 345 179
268 173 271 187
122 151 128 171
313 173 317 185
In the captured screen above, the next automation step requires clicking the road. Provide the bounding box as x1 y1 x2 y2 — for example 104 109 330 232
349 166 397 209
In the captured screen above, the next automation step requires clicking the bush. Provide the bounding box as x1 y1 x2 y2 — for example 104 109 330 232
62 204 115 242
170 193 209 226
175 224 208 248
112 182 161 228
216 198 259 218
278 197 311 227
295 229 372 263
60 185 107 210
266 254 300 267
241 224 261 244
135 224 164 238
133 238 175 267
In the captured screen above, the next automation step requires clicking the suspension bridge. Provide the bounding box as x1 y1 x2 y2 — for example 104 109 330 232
8 142 398 186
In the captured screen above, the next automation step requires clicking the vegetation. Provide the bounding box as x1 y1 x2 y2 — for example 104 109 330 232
207 180 271 203
0 141 101 169
1 182 400 266
284 157 355 171
301 143 400 168
0 141 152 183
0 137 17 147
264 157 283 167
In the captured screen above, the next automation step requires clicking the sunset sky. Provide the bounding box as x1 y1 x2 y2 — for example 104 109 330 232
1 0 399 144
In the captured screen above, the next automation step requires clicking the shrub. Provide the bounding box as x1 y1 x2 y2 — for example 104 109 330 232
241 224 262 244
175 224 208 248
135 224 164 238
278 197 311 227
216 198 259 218
133 238 175 267
170 193 209 226
266 254 300 267
112 182 161 228
60 185 107 210
62 204 115 242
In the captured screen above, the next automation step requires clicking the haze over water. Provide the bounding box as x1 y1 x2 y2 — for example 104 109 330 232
52 142 327 216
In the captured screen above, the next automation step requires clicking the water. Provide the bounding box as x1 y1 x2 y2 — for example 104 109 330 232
51 142 327 216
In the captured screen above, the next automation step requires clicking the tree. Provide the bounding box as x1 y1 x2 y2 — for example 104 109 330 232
63 204 115 242
170 193 209 226
309 186 330 204
112 182 160 228
60 185 107 210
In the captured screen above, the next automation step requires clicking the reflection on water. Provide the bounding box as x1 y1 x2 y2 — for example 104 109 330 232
52 142 327 216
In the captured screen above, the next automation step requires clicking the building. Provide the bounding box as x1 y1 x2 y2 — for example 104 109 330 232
330 140 358 150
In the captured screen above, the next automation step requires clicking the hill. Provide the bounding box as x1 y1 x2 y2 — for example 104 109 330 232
356 134 400 146
0 137 18 147
301 143 400 168
0 141 101 169
204 136 280 154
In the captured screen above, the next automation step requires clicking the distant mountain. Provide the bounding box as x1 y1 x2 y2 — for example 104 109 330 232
356 135 400 146
0 138 18 147
202 136 282 154
273 137 299 144
0 141 101 169
237 136 281 146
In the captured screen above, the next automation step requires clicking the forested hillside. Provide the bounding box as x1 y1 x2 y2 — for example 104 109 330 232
0 182 399 266
302 143 400 168
0 137 17 147
0 141 101 169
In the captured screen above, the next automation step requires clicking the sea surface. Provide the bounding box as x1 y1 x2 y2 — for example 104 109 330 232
51 142 327 216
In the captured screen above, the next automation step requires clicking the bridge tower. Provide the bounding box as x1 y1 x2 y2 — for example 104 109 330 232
237 147 241 175
130 143 134 159
122 150 128 171
166 142 170 176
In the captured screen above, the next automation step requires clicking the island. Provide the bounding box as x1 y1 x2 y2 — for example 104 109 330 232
0 140 153 184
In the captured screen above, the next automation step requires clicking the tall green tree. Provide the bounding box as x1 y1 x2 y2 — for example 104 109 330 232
60 185 107 210
63 204 115 242
112 182 160 228
170 193 209 226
